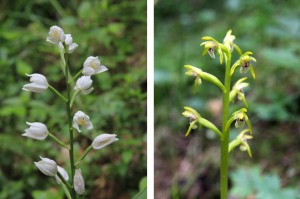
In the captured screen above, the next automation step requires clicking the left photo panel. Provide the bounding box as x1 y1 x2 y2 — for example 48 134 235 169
0 0 147 198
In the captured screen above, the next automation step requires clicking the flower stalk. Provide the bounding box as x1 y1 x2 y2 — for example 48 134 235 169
220 49 231 199
22 25 118 199
183 29 256 199
62 44 76 198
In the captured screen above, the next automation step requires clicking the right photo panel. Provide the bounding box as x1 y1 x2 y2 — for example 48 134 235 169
154 0 300 198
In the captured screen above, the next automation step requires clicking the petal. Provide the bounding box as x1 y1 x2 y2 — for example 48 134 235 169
22 83 48 93
68 43 78 53
94 65 108 74
74 169 85 195
92 134 118 150
56 166 69 184
82 67 95 76
86 121 93 130
81 87 94 95
72 122 81 133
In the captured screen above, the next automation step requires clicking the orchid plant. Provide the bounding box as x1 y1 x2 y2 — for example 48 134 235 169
22 25 118 198
182 30 256 199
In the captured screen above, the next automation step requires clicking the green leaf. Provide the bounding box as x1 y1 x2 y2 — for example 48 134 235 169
32 189 63 199
132 187 147 199
139 176 147 190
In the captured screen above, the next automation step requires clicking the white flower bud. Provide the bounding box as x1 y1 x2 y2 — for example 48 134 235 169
72 111 93 133
92 134 118 150
22 73 48 93
74 169 85 195
34 156 58 176
22 122 48 140
58 34 78 54
65 34 73 45
74 76 94 95
55 166 69 184
46 25 66 44
82 56 108 76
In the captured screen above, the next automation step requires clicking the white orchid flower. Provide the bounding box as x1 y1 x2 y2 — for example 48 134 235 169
92 134 118 150
55 166 69 184
74 169 85 195
34 156 58 177
59 34 78 53
46 25 66 44
82 56 108 76
22 73 48 93
72 111 93 132
22 122 48 140
74 76 94 95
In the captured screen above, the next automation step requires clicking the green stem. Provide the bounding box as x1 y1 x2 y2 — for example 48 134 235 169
70 69 83 83
57 171 72 190
70 89 81 109
48 132 70 150
75 145 93 167
63 44 76 199
49 85 67 102
220 54 231 199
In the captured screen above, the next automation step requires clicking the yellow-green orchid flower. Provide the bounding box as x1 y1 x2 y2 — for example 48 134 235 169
225 108 253 134
229 77 249 107
182 106 201 136
200 36 224 64
184 65 225 93
182 106 223 138
223 29 235 52
223 29 242 55
230 52 256 79
229 129 253 157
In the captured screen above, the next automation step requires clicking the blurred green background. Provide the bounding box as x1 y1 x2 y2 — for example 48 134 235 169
0 0 146 198
155 0 300 198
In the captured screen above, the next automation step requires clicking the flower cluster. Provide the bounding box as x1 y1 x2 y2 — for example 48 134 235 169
22 25 118 196
183 29 256 157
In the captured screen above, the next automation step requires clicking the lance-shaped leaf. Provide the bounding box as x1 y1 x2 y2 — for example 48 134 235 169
230 51 256 78
198 117 223 139
229 129 253 158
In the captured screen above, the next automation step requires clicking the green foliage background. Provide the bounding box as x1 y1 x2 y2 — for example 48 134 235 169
155 0 300 198
0 0 146 198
